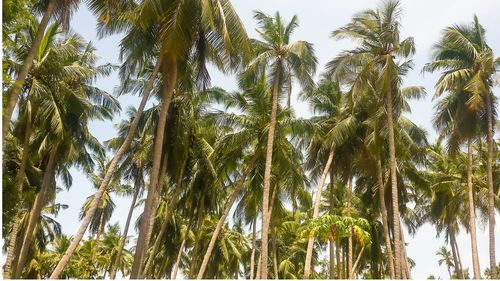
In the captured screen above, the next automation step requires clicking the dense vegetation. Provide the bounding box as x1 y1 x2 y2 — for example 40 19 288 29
2 0 499 279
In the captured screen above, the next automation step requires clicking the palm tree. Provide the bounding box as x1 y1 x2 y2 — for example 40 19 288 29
327 1 418 277
2 0 81 140
9 25 119 278
125 1 250 276
243 11 317 278
436 246 454 279
424 16 498 276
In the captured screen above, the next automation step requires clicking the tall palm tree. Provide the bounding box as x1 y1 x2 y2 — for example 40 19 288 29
243 11 317 278
9 25 119 278
327 1 417 277
2 0 81 140
424 16 498 276
126 1 250 276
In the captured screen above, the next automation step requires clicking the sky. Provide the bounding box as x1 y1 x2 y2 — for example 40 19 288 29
50 0 500 279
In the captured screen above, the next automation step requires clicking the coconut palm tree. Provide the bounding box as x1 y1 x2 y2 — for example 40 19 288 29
8 24 119 278
424 16 499 277
327 1 418 277
2 0 83 141
242 11 317 278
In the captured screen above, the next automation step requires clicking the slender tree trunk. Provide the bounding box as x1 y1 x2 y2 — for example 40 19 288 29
348 234 353 279
467 139 482 279
329 167 336 279
272 226 279 279
93 212 105 260
250 217 257 280
304 147 335 278
109 176 142 279
256 252 262 280
260 63 281 279
386 86 402 279
449 233 459 278
2 0 57 141
171 236 187 279
351 246 365 278
484 91 496 276
14 146 58 278
336 239 343 279
399 223 411 279
451 233 465 279
3 106 32 279
197 152 259 279
347 176 353 280
376 159 395 278
189 199 206 278
141 152 171 279
49 58 162 279
130 58 177 279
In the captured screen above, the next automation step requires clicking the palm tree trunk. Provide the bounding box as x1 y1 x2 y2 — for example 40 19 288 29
2 0 56 141
351 246 365 278
197 152 259 279
272 226 279 279
3 106 32 279
171 236 187 279
336 239 343 279
109 176 141 279
329 167 336 279
386 87 402 279
250 217 257 280
348 234 353 279
449 233 459 278
399 223 411 279
49 57 162 279
93 212 105 259
260 64 281 280
467 139 482 279
451 233 465 279
304 147 335 278
256 252 262 280
130 58 177 279
141 152 171 279
347 176 353 280
14 146 58 279
484 91 496 275
376 159 395 278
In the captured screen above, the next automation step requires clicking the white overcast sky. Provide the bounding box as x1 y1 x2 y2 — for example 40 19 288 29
52 0 500 279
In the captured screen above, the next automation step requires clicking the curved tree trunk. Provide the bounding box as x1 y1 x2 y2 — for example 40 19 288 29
376 159 396 278
303 147 335 278
260 64 281 280
49 58 162 279
467 139 481 279
196 152 259 279
130 58 177 279
109 176 142 279
171 236 187 279
3 106 32 279
484 92 496 276
2 0 56 141
14 146 58 278
386 87 402 279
